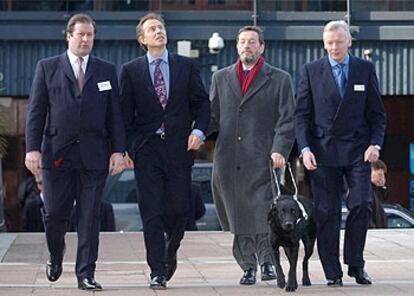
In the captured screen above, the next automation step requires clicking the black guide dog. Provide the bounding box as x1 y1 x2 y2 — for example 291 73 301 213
268 165 316 292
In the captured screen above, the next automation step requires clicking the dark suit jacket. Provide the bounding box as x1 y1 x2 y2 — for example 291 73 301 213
120 53 210 166
295 55 386 166
26 52 125 169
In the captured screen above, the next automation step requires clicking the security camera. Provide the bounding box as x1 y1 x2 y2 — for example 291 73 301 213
208 32 224 54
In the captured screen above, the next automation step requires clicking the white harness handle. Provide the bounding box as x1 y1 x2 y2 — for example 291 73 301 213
272 162 309 221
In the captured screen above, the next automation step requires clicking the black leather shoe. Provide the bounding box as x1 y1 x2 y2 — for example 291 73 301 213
348 267 372 285
327 278 343 287
46 259 62 282
240 268 256 285
149 275 167 289
260 263 277 281
166 254 177 281
78 278 103 290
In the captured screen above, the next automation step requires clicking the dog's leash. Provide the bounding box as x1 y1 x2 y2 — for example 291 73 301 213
271 162 309 221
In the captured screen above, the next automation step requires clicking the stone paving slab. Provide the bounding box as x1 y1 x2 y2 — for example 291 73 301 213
1 230 414 295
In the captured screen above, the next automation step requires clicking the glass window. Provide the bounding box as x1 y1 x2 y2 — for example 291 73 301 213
387 213 414 228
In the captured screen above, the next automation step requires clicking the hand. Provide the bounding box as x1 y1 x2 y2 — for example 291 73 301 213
364 145 380 163
271 152 286 169
25 151 42 176
109 152 125 176
187 134 202 151
123 152 134 169
302 151 317 170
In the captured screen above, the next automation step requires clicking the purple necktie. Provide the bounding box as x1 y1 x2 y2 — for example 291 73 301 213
77 57 84 93
154 59 167 108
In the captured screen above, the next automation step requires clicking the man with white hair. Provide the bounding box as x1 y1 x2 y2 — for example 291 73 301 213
295 20 386 287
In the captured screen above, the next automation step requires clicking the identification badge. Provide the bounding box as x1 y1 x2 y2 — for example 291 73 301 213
97 81 112 92
354 84 365 92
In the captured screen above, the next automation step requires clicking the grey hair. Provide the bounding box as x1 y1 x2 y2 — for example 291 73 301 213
323 20 351 39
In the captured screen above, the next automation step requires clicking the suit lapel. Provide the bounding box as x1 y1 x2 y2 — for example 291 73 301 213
60 53 77 91
84 55 97 90
240 63 270 106
167 54 180 107
136 57 159 106
333 55 357 120
226 64 243 99
342 55 357 100
320 57 341 102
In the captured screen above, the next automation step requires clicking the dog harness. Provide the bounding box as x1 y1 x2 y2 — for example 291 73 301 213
272 163 309 222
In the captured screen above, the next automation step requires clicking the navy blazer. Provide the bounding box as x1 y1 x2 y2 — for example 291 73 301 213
26 52 125 170
120 53 210 166
295 55 386 166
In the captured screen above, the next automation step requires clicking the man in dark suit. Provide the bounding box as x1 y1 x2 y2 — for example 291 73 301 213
295 20 386 287
120 13 210 289
25 14 125 291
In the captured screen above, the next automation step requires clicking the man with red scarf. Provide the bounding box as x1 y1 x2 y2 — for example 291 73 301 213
209 26 296 285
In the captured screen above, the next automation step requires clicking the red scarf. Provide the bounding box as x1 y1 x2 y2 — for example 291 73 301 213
236 56 265 95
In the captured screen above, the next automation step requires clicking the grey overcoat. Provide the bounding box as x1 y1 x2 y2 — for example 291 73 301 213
209 62 295 235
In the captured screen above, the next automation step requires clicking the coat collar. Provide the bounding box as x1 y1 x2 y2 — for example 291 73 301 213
226 63 243 99
84 55 97 89
167 53 180 105
60 52 97 96
240 63 270 106
60 52 76 85
225 62 271 106
322 55 361 121
141 53 178 109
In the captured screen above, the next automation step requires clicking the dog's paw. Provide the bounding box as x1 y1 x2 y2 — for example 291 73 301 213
285 280 298 292
277 278 286 289
302 277 311 286
285 285 297 292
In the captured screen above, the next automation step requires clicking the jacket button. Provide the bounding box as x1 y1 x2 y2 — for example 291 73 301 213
237 136 242 141
239 108 242 112
236 166 241 170
76 139 80 143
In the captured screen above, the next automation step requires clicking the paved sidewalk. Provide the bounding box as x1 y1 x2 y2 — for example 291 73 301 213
1 230 414 295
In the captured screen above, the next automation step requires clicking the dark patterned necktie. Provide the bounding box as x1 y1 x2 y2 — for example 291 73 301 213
77 57 84 93
154 59 167 108
336 63 347 98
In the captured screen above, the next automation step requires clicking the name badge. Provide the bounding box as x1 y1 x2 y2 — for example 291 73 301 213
354 84 365 92
97 81 112 92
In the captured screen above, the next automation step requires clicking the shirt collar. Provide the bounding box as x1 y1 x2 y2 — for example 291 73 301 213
67 49 89 67
328 54 349 67
147 49 169 65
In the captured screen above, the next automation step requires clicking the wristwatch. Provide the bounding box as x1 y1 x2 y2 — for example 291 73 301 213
373 145 381 151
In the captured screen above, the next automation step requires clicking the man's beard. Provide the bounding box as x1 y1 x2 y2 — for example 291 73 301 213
240 52 261 65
